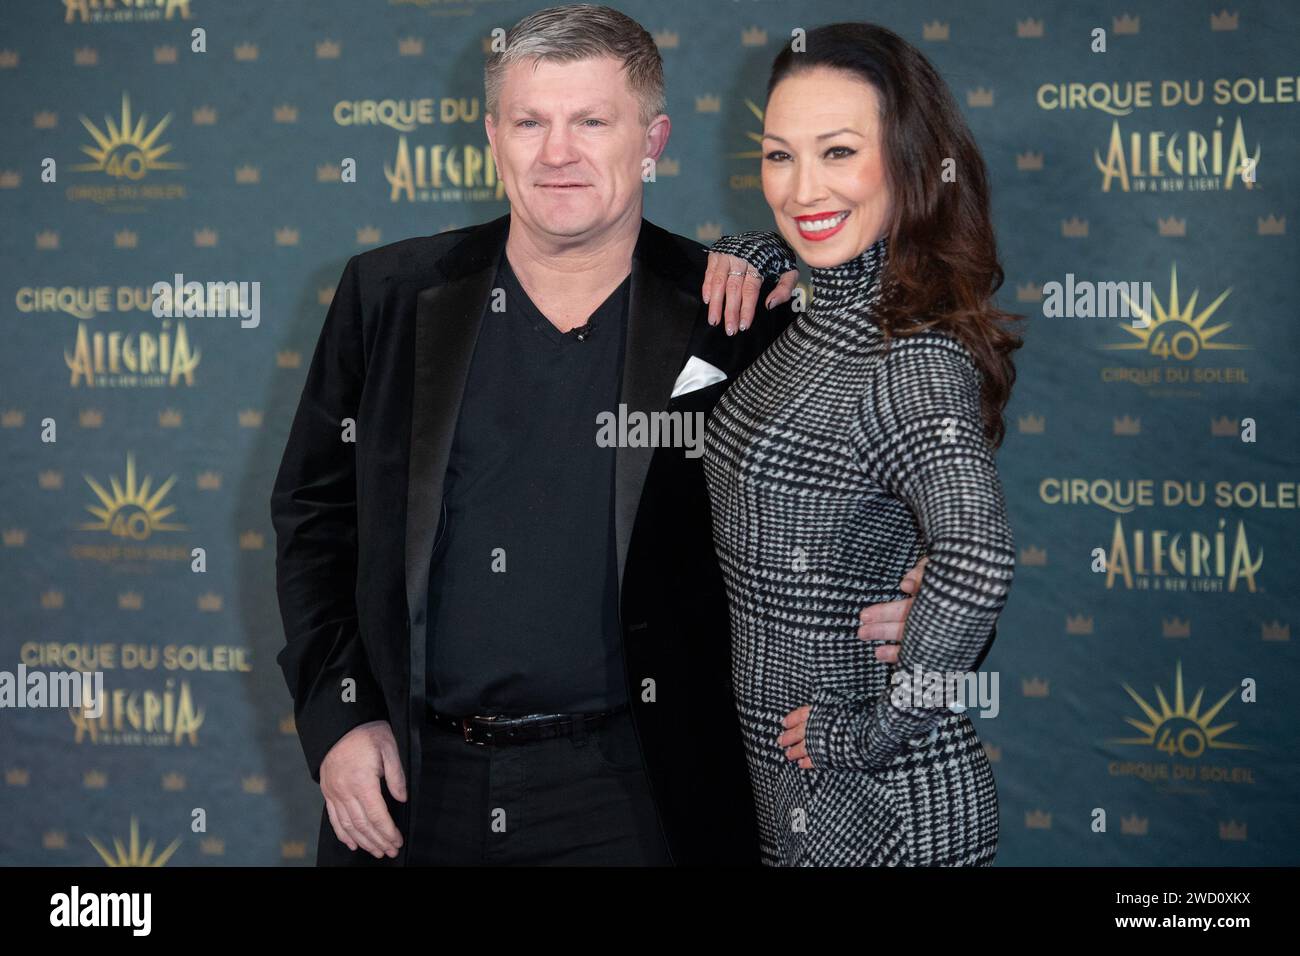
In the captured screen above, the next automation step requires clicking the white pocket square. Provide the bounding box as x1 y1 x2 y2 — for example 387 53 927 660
671 355 728 398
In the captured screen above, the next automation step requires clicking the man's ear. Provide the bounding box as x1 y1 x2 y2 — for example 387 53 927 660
645 112 671 161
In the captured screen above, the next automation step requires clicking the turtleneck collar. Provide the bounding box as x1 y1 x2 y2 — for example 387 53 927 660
808 234 889 312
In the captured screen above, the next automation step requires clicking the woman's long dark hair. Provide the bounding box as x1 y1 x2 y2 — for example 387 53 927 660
768 23 1023 447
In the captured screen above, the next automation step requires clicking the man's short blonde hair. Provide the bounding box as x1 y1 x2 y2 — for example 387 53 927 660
485 3 666 126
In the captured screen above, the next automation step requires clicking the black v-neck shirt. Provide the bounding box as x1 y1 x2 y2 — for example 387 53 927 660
426 252 632 715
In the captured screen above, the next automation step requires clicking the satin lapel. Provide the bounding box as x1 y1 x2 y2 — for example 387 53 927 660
614 245 700 600
405 219 505 625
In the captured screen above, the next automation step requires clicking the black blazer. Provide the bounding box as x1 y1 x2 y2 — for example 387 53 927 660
272 213 795 865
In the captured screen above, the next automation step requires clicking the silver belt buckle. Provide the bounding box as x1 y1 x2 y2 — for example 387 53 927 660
462 714 499 745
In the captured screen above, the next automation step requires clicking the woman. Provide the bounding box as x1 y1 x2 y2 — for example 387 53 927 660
699 23 1022 866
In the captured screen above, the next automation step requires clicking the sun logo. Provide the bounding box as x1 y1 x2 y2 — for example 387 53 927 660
81 453 186 540
1103 263 1247 361
71 92 184 180
730 97 766 159
88 816 182 867
1110 661 1253 759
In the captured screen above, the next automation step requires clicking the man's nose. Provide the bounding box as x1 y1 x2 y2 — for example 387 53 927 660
539 127 579 166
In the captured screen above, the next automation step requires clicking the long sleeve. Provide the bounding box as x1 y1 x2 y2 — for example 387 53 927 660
271 255 388 782
802 333 1015 771
709 230 798 279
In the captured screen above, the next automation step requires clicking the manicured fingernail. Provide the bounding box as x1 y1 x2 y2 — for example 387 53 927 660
703 294 710 304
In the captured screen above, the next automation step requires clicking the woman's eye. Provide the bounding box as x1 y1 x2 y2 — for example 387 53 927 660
826 146 857 159
763 151 791 162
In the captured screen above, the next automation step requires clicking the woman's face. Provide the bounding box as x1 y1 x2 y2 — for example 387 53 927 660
761 67 893 269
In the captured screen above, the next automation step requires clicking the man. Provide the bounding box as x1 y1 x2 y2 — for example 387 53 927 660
272 4 935 866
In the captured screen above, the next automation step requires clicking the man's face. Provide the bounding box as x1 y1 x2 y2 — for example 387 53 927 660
486 56 668 245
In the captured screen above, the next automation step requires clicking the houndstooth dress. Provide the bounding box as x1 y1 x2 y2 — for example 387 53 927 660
702 232 1015 866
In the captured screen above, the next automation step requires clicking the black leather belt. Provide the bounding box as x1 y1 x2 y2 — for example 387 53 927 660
428 704 626 746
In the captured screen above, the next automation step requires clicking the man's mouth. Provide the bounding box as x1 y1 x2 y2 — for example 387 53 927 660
793 210 850 241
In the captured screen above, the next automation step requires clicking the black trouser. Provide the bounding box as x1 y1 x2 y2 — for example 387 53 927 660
407 706 673 865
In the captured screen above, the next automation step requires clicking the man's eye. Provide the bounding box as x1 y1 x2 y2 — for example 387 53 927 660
582 119 605 127
517 120 539 128
826 146 857 159
763 151 791 162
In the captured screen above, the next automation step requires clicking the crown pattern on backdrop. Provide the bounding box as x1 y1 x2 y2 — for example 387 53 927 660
36 230 60 250
356 225 381 245
273 103 298 123
39 471 64 490
1261 621 1289 641
235 165 260 184
653 30 679 49
118 591 143 611
966 88 994 108
239 530 265 550
74 47 99 66
154 45 178 64
1113 14 1140 34
275 227 299 246
1162 616 1191 638
1210 416 1238 436
1016 151 1044 171
41 589 65 609
1018 413 1045 434
194 227 218 247
192 105 216 125
696 222 722 243
1257 214 1285 235
315 39 341 59
1121 814 1149 835
695 94 720 113
0 50 19 69
1113 415 1141 435
1061 217 1089 237
1066 614 1094 635
0 170 21 188
1019 545 1047 566
34 110 58 128
233 42 259 61
1016 18 1044 38
1158 216 1187 237
1016 282 1043 302
198 592 223 612
922 21 949 41
238 409 263 427
741 26 767 47
1210 10 1239 31
114 229 138 248
276 350 301 369
1218 820 1246 840
398 36 424 56
3 529 27 547
1025 810 1052 829
1022 677 1049 698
